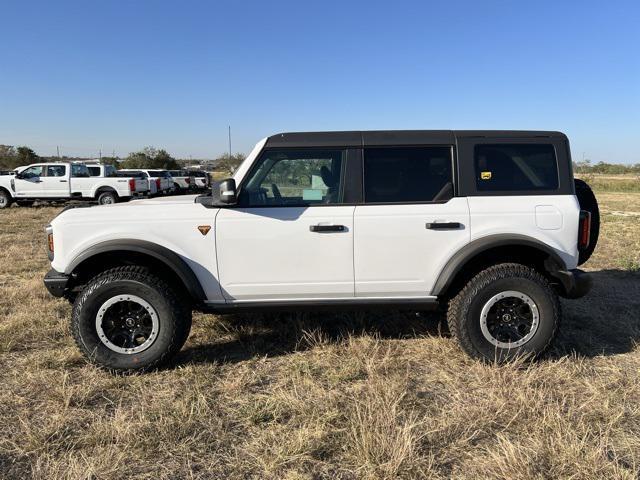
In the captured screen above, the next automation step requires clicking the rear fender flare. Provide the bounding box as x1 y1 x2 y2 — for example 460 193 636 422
431 234 567 296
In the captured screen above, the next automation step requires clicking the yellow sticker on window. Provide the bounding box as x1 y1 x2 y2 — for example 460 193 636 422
480 171 492 180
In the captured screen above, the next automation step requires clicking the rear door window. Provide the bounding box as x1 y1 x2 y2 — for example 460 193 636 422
474 144 559 192
46 165 67 177
363 146 453 203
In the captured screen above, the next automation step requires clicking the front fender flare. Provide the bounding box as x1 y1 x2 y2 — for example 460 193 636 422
66 239 206 301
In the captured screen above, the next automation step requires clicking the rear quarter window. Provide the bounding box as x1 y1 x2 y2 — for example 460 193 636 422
474 144 559 192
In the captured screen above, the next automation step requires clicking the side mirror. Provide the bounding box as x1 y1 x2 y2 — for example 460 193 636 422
218 178 237 204
15 172 24 179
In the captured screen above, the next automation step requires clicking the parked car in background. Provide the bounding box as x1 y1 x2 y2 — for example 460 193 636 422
0 162 142 207
168 170 193 193
187 170 210 191
87 164 149 197
147 169 173 194
118 169 172 196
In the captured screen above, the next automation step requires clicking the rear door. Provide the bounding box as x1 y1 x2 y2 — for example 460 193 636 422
44 164 70 197
354 145 470 297
216 147 356 301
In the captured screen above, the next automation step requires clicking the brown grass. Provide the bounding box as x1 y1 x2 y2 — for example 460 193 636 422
1 186 640 478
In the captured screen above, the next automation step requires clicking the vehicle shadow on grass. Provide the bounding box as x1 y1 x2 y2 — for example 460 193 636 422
550 269 640 358
176 309 448 366
177 269 640 367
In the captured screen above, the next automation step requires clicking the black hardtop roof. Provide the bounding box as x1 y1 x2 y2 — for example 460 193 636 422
265 130 567 148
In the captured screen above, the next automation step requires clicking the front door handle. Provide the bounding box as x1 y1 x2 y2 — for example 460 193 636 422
59 179 67 182
310 224 346 232
426 222 462 230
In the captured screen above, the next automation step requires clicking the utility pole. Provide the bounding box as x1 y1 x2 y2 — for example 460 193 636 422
99 149 102 162
56 146 60 158
228 125 232 159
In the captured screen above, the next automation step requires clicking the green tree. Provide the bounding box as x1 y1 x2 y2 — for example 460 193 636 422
153 149 179 169
0 145 20 170
215 152 245 174
120 147 179 170
16 146 39 164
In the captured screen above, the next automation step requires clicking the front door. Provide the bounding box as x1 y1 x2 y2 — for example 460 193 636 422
354 145 470 297
216 147 355 302
13 165 46 197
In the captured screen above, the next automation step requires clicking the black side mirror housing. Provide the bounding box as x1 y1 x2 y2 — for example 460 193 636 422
218 178 237 205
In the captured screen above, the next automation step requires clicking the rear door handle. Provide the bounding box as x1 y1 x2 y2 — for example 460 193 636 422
59 179 67 182
310 224 346 232
426 222 462 230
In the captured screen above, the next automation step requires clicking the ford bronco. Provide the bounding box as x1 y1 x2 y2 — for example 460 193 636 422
43 131 599 370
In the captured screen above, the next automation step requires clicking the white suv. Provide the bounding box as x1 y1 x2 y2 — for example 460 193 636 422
43 131 598 371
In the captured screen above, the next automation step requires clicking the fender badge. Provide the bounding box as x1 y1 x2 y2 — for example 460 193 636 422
197 225 212 236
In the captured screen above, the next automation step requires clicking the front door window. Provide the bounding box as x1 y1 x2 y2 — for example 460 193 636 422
238 149 345 206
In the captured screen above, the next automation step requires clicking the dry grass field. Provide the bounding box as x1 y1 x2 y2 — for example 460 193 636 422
1 186 639 479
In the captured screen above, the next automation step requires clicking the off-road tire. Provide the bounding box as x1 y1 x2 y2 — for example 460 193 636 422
71 266 192 371
574 178 600 265
0 190 12 209
447 263 560 362
97 191 118 205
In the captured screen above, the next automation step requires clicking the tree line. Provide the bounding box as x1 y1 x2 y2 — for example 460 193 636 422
0 145 246 173
573 160 640 175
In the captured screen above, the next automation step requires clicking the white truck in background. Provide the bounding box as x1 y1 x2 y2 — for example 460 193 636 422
0 162 143 207
86 164 149 199
119 169 173 196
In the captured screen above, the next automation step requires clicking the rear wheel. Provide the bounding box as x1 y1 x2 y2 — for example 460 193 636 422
71 266 192 371
0 190 12 209
447 263 560 362
97 191 118 205
574 178 600 265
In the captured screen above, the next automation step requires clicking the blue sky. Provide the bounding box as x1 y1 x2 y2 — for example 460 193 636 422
1 0 638 162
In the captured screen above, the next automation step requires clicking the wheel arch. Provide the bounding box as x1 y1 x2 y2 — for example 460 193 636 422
432 234 567 298
94 186 119 199
66 240 206 303
0 185 14 198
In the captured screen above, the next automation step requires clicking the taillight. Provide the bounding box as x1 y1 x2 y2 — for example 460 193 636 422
578 210 591 249
156 178 161 189
128 178 135 193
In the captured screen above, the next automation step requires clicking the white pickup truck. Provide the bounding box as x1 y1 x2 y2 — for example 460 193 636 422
0 162 142 208
86 164 149 199
119 169 173 196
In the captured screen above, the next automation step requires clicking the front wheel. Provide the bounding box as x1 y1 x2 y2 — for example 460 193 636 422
447 263 560 362
0 190 12 209
71 266 192 371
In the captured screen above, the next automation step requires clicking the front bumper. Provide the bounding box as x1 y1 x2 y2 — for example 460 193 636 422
44 268 70 298
551 269 592 299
